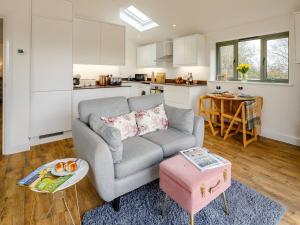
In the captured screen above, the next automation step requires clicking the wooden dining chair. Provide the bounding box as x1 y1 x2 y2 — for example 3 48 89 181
199 96 221 136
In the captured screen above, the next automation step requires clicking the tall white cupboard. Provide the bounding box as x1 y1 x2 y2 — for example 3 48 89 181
31 0 73 140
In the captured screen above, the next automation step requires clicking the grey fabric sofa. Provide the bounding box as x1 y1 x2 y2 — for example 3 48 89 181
72 94 204 209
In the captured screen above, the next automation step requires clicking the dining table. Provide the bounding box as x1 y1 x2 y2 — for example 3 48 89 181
199 93 263 147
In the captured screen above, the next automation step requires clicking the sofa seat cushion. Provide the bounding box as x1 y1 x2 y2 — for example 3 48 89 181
114 136 163 179
142 128 196 157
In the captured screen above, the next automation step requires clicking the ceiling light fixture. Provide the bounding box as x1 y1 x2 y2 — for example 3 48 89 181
120 5 159 32
172 24 177 27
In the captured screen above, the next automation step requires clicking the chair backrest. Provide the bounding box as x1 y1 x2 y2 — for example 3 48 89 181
78 96 130 124
127 94 164 112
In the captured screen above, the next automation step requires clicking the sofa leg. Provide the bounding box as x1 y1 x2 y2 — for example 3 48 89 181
112 197 121 211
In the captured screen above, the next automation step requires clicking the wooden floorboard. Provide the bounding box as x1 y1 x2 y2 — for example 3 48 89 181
0 130 299 225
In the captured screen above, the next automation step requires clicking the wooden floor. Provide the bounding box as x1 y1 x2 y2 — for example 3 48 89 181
0 130 299 225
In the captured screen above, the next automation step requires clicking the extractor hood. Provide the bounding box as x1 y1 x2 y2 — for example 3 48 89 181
155 41 173 62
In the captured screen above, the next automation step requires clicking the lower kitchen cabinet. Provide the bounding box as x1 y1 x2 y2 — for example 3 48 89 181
31 91 72 137
123 82 150 97
163 85 207 113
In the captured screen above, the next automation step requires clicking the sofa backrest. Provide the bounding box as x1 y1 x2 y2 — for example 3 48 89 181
127 94 164 111
78 96 130 123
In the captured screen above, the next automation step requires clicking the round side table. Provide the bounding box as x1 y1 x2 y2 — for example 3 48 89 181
29 158 89 225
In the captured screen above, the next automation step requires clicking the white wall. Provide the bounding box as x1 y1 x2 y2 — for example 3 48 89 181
0 0 31 154
206 14 300 146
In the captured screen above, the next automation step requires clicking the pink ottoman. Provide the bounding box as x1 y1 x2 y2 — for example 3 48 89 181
159 155 231 225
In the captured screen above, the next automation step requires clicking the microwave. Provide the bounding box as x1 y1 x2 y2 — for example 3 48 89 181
135 74 146 81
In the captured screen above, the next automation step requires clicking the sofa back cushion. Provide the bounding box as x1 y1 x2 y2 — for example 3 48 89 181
164 105 194 134
128 94 164 112
78 96 130 124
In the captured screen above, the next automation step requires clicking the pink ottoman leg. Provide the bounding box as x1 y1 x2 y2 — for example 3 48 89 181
161 194 168 216
190 214 194 225
222 192 229 215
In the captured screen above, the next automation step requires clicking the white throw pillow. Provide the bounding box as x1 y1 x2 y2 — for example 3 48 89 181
101 112 138 140
135 104 169 136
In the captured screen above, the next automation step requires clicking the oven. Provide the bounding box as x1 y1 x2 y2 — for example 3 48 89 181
150 84 164 94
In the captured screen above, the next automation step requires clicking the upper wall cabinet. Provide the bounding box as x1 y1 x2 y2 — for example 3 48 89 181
31 0 73 92
32 0 72 21
137 43 157 68
295 12 300 64
73 18 125 65
101 23 125 65
74 19 101 65
173 34 206 66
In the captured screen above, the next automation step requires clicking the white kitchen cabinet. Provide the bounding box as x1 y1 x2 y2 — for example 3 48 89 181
72 87 131 120
137 47 144 68
173 37 185 66
163 85 207 113
101 23 125 65
31 91 72 137
137 44 157 68
31 0 73 141
295 12 300 64
73 18 101 65
173 34 206 66
32 0 72 21
73 19 125 65
31 16 73 92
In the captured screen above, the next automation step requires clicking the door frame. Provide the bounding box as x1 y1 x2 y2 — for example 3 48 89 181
0 15 12 155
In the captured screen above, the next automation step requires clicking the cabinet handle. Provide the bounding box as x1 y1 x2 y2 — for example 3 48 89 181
223 169 228 182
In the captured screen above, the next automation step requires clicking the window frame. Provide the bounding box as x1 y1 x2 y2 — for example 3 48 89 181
216 32 289 83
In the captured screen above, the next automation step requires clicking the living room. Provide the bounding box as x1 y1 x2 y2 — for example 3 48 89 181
1 0 300 225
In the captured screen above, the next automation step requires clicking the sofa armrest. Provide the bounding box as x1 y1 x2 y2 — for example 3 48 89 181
193 115 205 147
72 119 115 202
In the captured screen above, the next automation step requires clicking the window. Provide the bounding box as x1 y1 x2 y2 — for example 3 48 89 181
120 5 159 32
216 32 289 83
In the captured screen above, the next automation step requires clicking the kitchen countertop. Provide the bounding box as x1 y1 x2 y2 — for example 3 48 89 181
163 83 206 87
122 80 206 87
73 85 132 90
122 80 151 84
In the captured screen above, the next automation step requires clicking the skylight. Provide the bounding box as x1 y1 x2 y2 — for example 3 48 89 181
120 5 159 32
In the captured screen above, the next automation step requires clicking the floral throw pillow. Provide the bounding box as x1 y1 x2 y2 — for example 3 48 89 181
135 104 169 136
101 112 138 140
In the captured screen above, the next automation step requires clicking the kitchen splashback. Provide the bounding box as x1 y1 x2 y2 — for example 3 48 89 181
73 64 122 79
137 66 210 80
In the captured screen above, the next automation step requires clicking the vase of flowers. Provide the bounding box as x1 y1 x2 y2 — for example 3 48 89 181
236 64 250 82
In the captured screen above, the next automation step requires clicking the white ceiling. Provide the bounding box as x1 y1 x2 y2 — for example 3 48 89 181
73 0 300 44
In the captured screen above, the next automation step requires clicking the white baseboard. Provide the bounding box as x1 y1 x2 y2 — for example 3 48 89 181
3 143 30 155
261 129 300 146
30 131 72 146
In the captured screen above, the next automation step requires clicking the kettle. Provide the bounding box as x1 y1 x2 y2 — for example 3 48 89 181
73 77 80 86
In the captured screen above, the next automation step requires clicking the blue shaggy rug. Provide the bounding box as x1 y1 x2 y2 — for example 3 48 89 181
82 180 285 225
